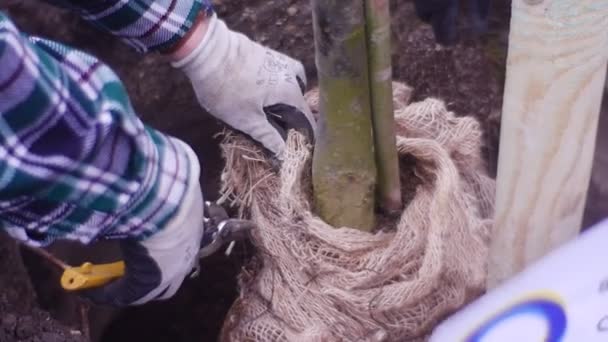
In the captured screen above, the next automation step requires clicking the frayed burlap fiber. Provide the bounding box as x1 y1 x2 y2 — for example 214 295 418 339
218 82 495 341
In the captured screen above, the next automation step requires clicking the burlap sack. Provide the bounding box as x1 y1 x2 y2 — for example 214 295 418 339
218 82 495 341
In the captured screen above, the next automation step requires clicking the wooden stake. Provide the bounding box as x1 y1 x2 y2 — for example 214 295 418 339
488 0 608 288
311 0 377 231
364 0 402 215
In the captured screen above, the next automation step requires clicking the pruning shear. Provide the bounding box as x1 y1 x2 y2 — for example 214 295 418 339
198 201 254 259
60 201 255 291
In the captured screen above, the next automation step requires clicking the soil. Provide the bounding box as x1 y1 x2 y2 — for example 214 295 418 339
0 233 88 342
0 0 606 341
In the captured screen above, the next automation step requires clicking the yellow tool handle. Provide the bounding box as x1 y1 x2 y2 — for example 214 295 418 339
60 261 126 291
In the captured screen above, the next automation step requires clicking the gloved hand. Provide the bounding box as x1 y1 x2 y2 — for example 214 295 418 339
84 143 205 306
172 13 315 157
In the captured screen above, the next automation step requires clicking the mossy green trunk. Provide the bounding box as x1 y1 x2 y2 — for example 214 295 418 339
311 0 377 231
365 0 402 215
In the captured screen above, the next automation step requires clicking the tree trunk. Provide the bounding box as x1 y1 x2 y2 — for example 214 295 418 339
364 0 402 214
487 0 608 289
311 0 377 231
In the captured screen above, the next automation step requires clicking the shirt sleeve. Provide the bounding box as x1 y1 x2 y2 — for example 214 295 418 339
48 0 214 53
0 12 197 247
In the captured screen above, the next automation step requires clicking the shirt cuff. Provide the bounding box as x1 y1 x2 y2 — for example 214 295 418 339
78 0 214 53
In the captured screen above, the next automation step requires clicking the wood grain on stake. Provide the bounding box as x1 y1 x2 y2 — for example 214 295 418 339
488 0 608 288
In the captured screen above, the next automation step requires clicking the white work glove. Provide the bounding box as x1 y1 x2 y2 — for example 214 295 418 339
172 14 315 157
85 141 204 306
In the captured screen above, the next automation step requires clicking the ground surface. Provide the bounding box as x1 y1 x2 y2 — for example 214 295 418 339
0 233 88 342
0 0 606 341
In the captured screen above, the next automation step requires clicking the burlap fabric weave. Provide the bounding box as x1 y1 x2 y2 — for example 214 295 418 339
218 83 495 341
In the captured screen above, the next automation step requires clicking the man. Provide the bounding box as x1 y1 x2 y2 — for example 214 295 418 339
0 0 314 306
1 0 480 308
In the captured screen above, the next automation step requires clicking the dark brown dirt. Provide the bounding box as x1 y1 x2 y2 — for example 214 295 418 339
0 0 606 341
0 234 88 342
583 81 608 230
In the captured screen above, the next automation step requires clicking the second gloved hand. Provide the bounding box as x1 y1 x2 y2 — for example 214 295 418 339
172 14 315 158
84 142 205 306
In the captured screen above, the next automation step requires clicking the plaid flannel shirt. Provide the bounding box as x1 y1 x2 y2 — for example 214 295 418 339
0 0 213 247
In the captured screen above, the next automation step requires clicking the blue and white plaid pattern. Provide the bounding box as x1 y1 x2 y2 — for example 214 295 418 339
0 0 211 247
55 0 213 52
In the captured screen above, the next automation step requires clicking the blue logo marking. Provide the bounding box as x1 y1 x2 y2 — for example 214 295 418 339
465 297 567 342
